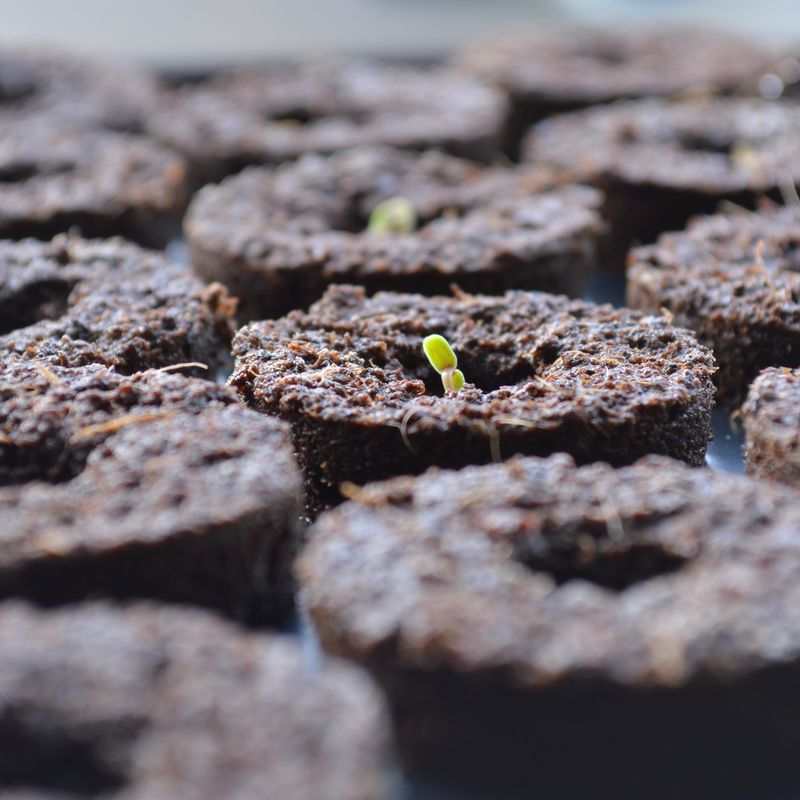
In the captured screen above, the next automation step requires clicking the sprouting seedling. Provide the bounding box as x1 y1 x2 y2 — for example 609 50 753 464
423 334 465 394
367 196 417 235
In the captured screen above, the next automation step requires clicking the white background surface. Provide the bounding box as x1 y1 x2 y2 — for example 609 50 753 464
0 0 797 68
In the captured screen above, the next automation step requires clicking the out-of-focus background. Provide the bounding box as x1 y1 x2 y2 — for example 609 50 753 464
0 0 798 68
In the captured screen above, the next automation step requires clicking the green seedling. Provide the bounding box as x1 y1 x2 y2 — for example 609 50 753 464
367 196 417 235
423 334 465 394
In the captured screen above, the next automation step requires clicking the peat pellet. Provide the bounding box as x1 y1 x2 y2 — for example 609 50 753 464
0 602 389 800
0 117 189 247
0 46 160 132
185 146 603 320
525 97 800 267
627 205 800 407
231 285 715 510
455 26 773 157
299 454 800 800
0 362 302 622
147 59 507 184
743 366 800 487
0 235 236 375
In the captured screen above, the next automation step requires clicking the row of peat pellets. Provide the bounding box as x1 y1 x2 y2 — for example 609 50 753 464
2 28 800 800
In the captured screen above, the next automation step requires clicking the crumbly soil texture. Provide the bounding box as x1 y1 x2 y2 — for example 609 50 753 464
743 366 800 487
186 146 603 319
0 362 302 623
628 205 800 406
0 116 189 248
147 58 508 184
300 453 800 800
0 601 389 800
0 235 236 375
525 98 800 266
455 26 773 157
232 284 715 511
0 46 160 131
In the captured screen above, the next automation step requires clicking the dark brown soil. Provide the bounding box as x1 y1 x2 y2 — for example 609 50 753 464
0 362 302 623
0 235 236 375
0 116 189 248
186 146 603 320
456 26 773 157
231 284 715 511
743 366 800 486
0 46 160 132
300 453 800 799
0 601 389 800
628 205 800 406
146 58 508 184
525 98 800 268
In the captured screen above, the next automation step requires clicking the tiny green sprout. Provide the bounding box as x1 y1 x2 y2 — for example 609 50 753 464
367 196 417 235
423 334 465 394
